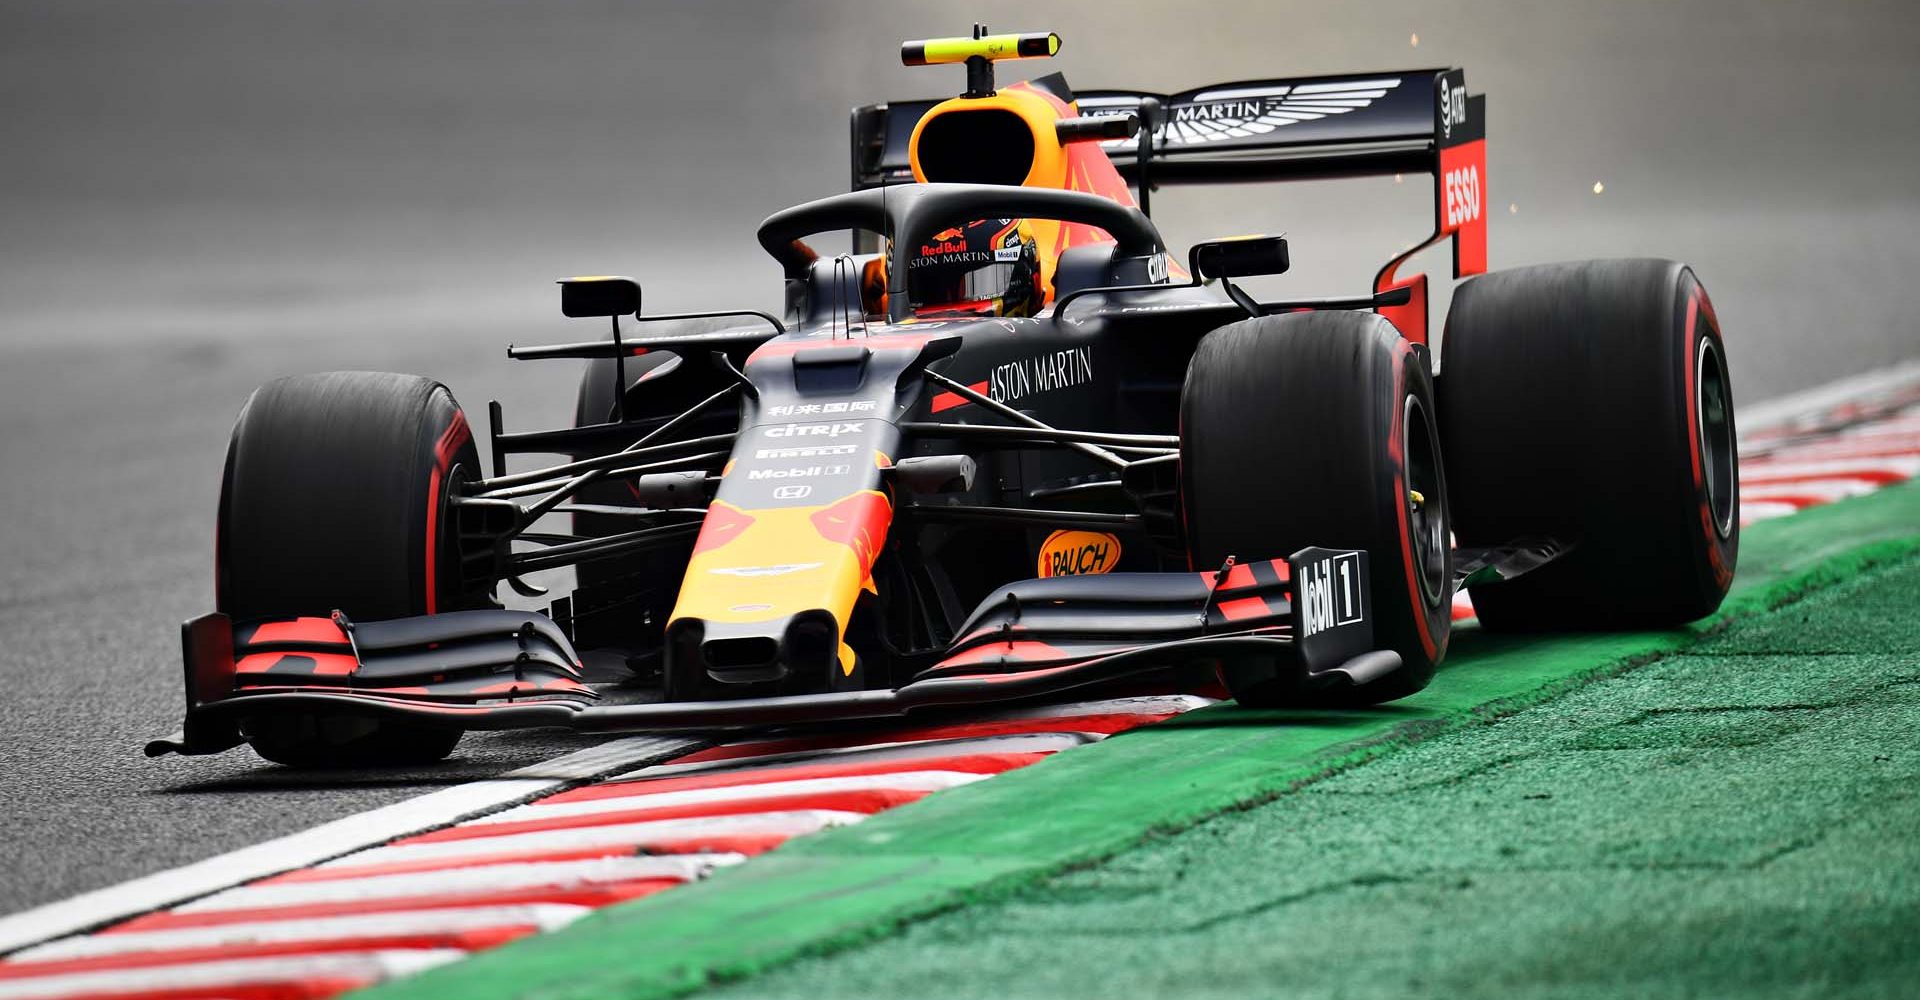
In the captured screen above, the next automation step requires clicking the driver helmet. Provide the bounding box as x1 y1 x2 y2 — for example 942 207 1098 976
906 218 1045 317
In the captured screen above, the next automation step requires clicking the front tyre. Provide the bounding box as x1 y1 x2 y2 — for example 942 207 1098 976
218 371 482 766
1181 312 1452 706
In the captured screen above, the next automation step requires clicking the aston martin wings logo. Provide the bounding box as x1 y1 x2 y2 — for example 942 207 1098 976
1084 77 1404 150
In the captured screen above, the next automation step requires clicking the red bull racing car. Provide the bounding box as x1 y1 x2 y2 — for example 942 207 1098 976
151 30 1739 765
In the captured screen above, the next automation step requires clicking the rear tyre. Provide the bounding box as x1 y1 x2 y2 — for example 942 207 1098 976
1182 312 1452 707
1438 259 1737 629
218 371 481 766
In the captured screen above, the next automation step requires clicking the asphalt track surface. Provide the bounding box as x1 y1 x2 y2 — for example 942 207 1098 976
2 0 1918 923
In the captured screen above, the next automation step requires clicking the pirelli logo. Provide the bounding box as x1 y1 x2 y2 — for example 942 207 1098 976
756 445 858 460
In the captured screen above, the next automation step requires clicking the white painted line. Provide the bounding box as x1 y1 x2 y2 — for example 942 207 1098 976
0 734 703 955
625 696 1187 783
1836 420 1920 440
0 948 463 999
1736 357 1920 431
177 855 740 914
677 733 1048 771
1839 413 1920 436
1739 478 1883 502
622 732 1099 781
473 770 990 825
330 810 865 869
1740 500 1804 524
1759 439 1920 464
10 905 590 963
1737 456 1920 483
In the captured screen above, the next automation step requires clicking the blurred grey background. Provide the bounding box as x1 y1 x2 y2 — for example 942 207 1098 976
5 1 1918 379
0 0 1916 911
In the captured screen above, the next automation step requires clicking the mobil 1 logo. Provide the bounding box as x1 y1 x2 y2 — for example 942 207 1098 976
721 419 881 509
1296 549 1366 638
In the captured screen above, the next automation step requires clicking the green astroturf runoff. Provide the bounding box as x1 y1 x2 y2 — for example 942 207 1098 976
360 482 1920 1000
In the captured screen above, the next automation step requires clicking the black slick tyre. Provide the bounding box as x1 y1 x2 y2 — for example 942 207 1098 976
1438 258 1737 629
1181 311 1452 706
218 371 482 766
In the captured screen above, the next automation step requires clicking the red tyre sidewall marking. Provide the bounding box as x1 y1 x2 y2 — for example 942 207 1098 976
423 413 472 616
1681 284 1734 590
1684 294 1703 488
1390 342 1442 662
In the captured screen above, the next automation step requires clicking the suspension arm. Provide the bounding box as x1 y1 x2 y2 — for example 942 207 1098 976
900 422 1180 450
506 520 704 575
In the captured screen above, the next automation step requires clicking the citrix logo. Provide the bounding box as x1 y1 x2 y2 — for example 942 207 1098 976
764 422 863 439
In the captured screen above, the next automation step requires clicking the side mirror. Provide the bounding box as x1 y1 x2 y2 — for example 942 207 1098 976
1189 235 1290 280
559 275 641 318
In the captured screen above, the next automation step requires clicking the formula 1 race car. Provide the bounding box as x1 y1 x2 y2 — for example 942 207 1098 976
150 29 1738 765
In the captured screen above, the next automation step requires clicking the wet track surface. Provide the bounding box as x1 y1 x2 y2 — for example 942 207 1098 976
2 0 1918 916
0 339 602 911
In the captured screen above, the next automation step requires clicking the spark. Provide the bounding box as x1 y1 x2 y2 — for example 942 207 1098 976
1592 181 1605 195
1410 32 1420 47
1508 203 1519 214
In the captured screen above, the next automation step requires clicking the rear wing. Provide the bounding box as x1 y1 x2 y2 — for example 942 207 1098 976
1078 70 1464 180
1078 68 1485 280
848 67 1486 342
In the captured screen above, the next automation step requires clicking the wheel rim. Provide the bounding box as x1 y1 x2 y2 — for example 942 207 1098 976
1403 394 1448 607
1696 336 1736 539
